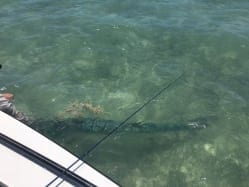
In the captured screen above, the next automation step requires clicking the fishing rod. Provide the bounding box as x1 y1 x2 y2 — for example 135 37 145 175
46 72 184 187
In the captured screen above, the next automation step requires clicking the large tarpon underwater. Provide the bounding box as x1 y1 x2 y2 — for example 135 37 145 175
31 116 214 135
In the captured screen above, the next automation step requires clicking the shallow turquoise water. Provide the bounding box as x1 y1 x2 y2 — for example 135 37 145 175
1 0 249 186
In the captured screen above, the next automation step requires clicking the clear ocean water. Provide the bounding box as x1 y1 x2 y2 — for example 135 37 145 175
1 0 249 186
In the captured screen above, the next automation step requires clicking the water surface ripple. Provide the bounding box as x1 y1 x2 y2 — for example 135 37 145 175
0 0 249 186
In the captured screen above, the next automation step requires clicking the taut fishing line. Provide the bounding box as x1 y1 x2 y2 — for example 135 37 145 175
46 72 184 186
0 63 64 89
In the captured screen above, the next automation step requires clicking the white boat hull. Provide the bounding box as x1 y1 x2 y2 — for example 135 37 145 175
0 111 119 187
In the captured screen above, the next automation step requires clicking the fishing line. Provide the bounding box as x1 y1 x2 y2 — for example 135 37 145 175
46 72 184 187
0 63 65 89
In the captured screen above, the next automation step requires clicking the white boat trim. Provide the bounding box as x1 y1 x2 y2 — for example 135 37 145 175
0 111 119 187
